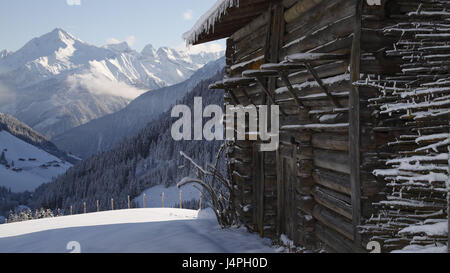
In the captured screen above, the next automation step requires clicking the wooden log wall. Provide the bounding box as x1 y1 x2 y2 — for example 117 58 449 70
357 0 450 252
223 0 373 252
225 6 272 237
278 0 377 252
223 0 449 252
279 0 356 251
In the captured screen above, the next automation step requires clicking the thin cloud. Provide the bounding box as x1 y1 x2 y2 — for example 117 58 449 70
66 73 145 100
66 0 81 6
125 36 136 47
183 10 193 20
106 35 136 47
0 81 16 108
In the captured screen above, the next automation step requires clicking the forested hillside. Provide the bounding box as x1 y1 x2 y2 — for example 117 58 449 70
33 70 225 214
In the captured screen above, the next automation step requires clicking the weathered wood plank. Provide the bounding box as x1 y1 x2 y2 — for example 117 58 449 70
313 204 354 240
313 185 353 220
315 222 356 253
312 133 349 151
314 149 350 174
348 0 363 248
313 168 352 196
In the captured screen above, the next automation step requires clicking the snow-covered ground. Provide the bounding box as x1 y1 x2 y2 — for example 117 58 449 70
0 131 72 192
393 244 448 253
0 208 276 253
134 184 200 208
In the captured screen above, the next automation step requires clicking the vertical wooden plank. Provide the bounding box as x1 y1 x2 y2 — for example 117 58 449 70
266 1 286 240
276 148 282 236
349 0 363 251
259 154 265 238
225 38 234 74
288 155 295 241
448 118 450 253
257 2 275 239
252 143 260 231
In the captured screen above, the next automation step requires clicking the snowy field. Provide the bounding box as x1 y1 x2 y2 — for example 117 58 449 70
0 131 72 192
0 208 276 253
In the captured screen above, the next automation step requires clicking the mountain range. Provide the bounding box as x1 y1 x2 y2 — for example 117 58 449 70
0 28 223 138
53 57 225 158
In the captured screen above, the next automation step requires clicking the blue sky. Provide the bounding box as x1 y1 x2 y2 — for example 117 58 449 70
0 0 225 52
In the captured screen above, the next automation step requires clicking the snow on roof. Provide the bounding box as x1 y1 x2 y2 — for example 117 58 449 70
183 0 239 45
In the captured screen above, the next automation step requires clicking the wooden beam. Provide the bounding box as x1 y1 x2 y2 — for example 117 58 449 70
313 204 354 240
312 133 349 152
313 185 353 220
280 72 307 109
225 88 240 105
313 168 352 196
314 149 350 175
304 62 343 108
315 222 356 253
254 76 287 116
349 0 363 250
284 0 324 23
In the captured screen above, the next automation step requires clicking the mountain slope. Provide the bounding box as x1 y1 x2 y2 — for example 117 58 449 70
33 70 225 213
53 57 225 158
0 113 76 163
0 50 11 60
0 113 74 192
0 28 223 137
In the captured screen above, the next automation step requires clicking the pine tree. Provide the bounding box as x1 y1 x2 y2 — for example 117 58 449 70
0 151 6 165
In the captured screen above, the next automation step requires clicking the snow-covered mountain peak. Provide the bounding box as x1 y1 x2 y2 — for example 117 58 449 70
105 41 133 53
0 29 223 137
0 28 99 75
156 47 182 61
49 28 79 43
0 50 12 59
141 44 157 58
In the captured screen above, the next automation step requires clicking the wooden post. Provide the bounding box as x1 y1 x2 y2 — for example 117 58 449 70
143 193 146 208
111 198 114 211
199 192 202 210
70 206 72 216
260 2 273 237
448 119 450 253
162 192 165 208
97 200 99 212
83 202 86 214
349 0 363 251
128 195 130 209
180 190 182 209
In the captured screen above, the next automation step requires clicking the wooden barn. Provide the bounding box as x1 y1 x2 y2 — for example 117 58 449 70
184 0 450 252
